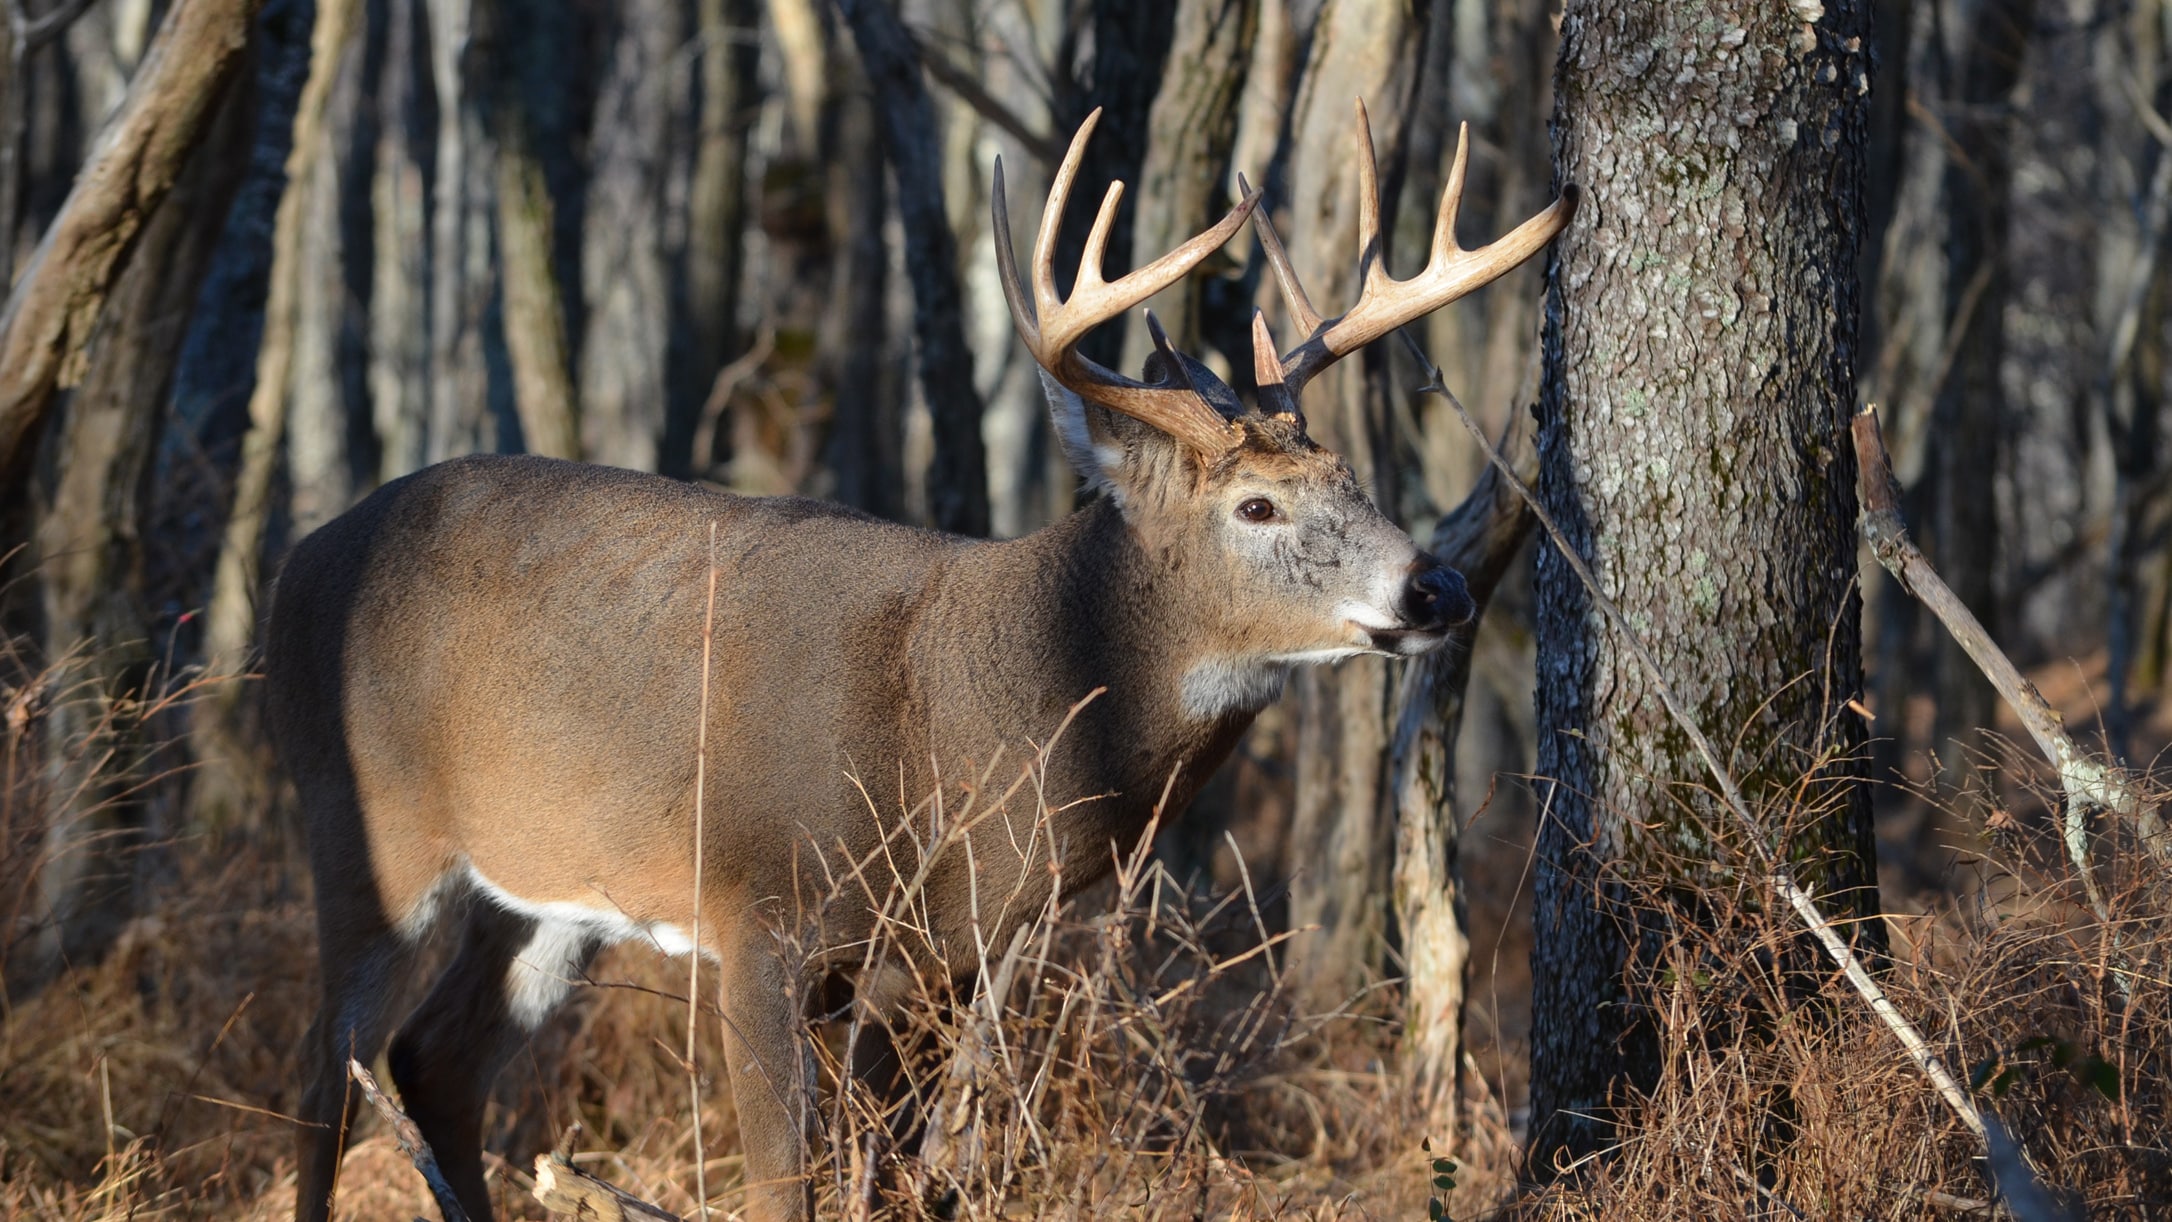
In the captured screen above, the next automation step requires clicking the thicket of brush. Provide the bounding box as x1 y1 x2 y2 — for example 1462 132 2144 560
1 637 2164 1220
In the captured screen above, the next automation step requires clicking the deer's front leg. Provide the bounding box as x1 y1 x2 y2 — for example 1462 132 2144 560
718 928 816 1222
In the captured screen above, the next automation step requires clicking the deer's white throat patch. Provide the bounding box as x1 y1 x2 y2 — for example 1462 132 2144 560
1180 648 1368 719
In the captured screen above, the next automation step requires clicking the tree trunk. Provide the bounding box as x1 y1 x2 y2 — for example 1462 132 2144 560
1388 425 1533 1139
836 0 987 536
1528 0 1885 1171
288 12 368 532
479 0 578 460
1116 0 1254 376
21 73 246 987
423 0 495 461
190 0 362 832
369 0 431 481
1277 0 1428 1012
1049 0 1175 372
666 0 757 478
577 0 681 472
823 79 904 519
0 0 267 480
1928 0 2034 758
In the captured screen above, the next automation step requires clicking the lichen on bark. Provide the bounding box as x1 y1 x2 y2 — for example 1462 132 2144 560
1527 0 1887 1173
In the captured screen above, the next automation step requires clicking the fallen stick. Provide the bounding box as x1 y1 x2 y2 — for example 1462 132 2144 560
533 1151 684 1222
346 1058 469 1222
1851 405 2168 896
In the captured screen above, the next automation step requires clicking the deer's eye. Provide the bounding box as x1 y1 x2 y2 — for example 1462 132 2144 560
1235 497 1279 524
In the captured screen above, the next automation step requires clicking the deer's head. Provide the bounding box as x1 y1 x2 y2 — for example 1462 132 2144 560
993 105 1574 711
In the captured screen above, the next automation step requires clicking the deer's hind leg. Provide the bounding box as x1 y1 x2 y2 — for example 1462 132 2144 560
387 897 600 1221
295 876 431 1222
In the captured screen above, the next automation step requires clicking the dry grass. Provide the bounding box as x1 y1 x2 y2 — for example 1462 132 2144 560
1 635 2166 1220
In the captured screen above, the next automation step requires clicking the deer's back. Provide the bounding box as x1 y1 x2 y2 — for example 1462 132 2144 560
266 455 959 928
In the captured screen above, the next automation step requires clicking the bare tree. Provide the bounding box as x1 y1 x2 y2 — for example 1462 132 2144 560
837 0 988 535
0 0 267 480
480 0 580 462
1928 0 2037 758
1388 426 1533 1136
1116 0 1256 376
22 72 248 986
191 0 363 832
1277 0 1430 1011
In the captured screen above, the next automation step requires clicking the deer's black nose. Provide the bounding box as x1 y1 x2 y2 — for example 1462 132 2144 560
1403 559 1474 631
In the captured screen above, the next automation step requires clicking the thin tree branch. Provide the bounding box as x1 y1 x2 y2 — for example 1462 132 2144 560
1853 404 2167 873
347 1059 471 1222
533 1153 683 1222
906 26 1062 165
22 0 99 51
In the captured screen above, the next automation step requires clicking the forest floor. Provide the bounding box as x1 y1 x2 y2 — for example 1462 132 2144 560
1 649 2166 1220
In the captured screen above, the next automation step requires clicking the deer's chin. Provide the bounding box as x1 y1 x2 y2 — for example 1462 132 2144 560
1362 625 1452 657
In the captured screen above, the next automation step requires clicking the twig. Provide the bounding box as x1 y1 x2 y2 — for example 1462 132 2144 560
533 1152 683 1222
345 1059 471 1222
1925 1189 1998 1216
1852 405 2167 883
686 522 719 1221
1774 875 1984 1140
905 27 1064 165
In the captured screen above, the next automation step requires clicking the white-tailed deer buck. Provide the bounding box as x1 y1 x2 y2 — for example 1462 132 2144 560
273 105 1571 1222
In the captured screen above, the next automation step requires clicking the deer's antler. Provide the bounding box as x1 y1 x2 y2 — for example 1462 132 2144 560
993 108 1262 455
1245 100 1578 405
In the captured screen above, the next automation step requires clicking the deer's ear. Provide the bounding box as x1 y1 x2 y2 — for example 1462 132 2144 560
1040 370 1194 507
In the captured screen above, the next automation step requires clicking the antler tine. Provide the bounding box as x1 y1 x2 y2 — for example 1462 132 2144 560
1434 121 1471 265
1143 310 1198 394
1031 110 1101 335
1272 103 1580 398
991 109 1264 455
1251 310 1303 424
1354 100 1387 294
991 155 1038 342
1238 172 1324 336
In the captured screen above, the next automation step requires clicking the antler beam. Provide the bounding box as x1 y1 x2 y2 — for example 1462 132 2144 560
993 108 1262 455
1247 100 1579 403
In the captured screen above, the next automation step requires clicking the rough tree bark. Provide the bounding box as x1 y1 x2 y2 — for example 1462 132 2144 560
190 0 362 832
1116 0 1255 376
0 0 266 480
479 0 579 461
22 75 247 987
1527 0 1885 1171
369 0 431 481
836 0 988 536
1928 0 2036 760
578 0 682 472
1278 0 1428 1011
1388 425 1534 1137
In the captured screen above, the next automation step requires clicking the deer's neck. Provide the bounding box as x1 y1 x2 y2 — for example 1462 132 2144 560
926 498 1271 819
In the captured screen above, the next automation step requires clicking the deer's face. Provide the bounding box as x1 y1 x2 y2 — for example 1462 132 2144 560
1187 417 1472 663
1049 374 1471 718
